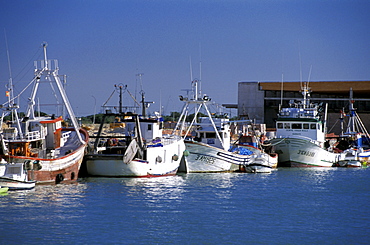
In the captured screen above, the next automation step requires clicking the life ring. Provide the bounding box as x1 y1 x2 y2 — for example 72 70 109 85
55 173 64 184
172 154 179 161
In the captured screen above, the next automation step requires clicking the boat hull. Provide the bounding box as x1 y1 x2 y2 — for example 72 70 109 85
244 164 273 173
0 129 88 184
358 151 370 165
85 156 178 177
238 145 278 173
3 145 86 184
85 138 185 177
0 177 36 190
271 138 339 167
180 141 256 173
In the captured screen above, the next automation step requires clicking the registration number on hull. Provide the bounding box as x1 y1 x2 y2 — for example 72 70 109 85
195 155 216 164
297 150 315 157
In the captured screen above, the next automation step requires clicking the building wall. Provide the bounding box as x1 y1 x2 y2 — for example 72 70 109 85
237 82 265 123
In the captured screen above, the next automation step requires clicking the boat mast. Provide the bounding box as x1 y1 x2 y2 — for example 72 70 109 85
2 34 23 138
27 43 84 144
5 30 14 119
180 79 225 149
346 88 356 134
343 88 370 144
279 73 284 112
141 91 146 117
115 84 123 114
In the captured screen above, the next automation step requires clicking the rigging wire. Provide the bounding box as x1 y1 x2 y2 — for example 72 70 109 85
102 89 116 107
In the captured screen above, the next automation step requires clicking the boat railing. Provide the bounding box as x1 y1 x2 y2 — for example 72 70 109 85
25 130 42 141
34 59 58 72
2 127 45 141
278 134 321 145
2 127 18 140
101 105 139 114
152 135 182 146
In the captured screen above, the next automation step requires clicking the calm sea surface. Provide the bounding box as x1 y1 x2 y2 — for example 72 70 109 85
1 168 369 244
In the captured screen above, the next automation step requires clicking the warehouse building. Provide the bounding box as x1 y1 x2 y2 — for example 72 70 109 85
232 81 370 134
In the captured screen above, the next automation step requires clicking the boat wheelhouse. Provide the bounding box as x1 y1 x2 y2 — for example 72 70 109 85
270 84 340 167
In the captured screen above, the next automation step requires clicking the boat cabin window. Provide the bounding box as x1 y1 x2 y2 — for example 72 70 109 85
206 132 216 138
303 123 309 129
5 166 22 175
277 123 283 129
292 123 302 129
310 124 316 129
147 124 152 131
284 123 290 129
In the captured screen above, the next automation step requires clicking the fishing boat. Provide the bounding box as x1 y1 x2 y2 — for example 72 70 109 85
84 85 186 177
174 79 256 173
333 89 370 168
0 43 89 184
0 161 36 190
234 135 278 173
270 83 370 167
269 82 341 167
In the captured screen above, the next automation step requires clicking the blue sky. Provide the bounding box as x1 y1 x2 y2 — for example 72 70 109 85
0 0 369 117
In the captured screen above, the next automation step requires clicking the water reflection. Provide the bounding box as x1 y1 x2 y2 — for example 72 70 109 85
294 167 337 186
82 172 243 209
0 182 88 209
123 176 187 205
183 172 242 200
2 169 368 245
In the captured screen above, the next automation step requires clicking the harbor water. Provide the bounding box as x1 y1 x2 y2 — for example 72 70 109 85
1 168 369 244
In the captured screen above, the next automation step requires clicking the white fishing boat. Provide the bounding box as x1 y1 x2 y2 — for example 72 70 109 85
174 80 256 173
0 161 36 190
269 82 340 167
270 84 369 168
84 85 186 177
235 135 278 173
0 43 89 184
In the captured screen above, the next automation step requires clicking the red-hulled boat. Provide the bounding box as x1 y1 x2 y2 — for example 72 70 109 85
0 43 88 184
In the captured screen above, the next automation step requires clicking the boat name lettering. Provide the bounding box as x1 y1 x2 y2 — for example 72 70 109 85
195 155 215 164
297 150 315 157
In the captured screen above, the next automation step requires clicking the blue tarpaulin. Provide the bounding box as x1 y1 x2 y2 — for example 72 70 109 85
229 146 254 155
